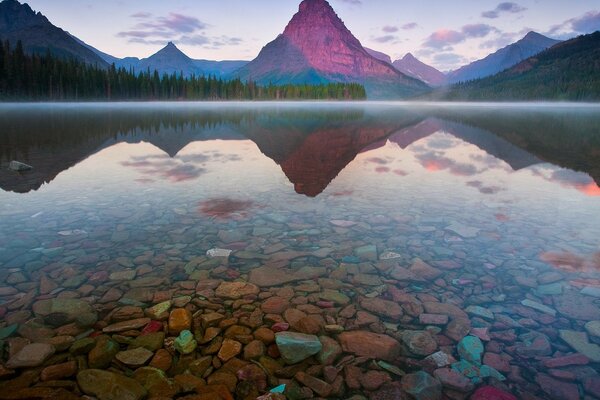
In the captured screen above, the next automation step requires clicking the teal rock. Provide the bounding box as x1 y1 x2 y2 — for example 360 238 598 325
401 371 442 400
452 360 483 384
270 384 286 393
535 282 564 296
32 298 97 327
0 324 18 340
465 305 494 320
174 330 197 354
480 365 506 381
77 369 147 400
458 335 484 364
559 329 600 362
354 244 378 261
275 332 322 364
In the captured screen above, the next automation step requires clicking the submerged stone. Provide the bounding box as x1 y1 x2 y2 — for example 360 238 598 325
457 335 484 364
77 369 147 400
275 332 322 364
401 371 442 400
174 330 197 354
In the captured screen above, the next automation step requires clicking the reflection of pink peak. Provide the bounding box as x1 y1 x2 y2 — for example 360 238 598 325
578 182 600 196
388 119 443 148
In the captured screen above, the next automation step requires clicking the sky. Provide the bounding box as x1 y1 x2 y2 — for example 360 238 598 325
24 0 600 71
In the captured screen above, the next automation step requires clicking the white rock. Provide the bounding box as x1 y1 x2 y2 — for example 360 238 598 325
8 161 33 171
207 248 232 258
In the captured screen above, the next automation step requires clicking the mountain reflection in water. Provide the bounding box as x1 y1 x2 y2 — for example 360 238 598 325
1 103 599 197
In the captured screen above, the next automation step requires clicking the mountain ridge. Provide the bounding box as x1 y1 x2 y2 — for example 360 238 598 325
393 53 447 86
447 31 560 83
0 0 108 66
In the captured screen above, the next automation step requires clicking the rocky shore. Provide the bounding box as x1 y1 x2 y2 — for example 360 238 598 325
1 238 600 400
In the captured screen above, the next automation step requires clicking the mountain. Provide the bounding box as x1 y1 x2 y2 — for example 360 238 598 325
365 48 392 64
138 42 197 76
0 0 107 67
234 0 429 99
393 53 447 86
447 31 560 83
79 39 248 78
438 31 600 101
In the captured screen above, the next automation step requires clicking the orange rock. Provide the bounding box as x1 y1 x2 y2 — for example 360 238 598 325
169 308 192 335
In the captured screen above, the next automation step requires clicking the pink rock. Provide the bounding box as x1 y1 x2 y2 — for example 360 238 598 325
471 327 491 341
419 313 448 325
271 322 289 332
316 301 334 308
470 386 517 400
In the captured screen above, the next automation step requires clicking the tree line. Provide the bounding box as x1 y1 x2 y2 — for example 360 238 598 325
0 40 367 101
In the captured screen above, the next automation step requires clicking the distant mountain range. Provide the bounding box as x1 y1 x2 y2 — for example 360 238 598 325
5 0 598 100
437 31 600 101
446 31 560 84
393 53 447 87
233 0 429 98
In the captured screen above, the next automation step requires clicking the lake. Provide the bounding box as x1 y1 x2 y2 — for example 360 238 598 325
0 102 599 399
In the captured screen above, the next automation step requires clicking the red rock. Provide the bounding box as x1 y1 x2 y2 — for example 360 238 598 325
409 259 442 280
542 353 589 368
584 376 600 398
338 331 401 361
141 320 163 335
344 365 362 390
271 323 289 332
295 371 332 397
359 370 391 391
536 373 580 400
261 297 289 314
483 352 511 373
40 361 77 381
419 314 449 325
470 386 517 400
433 368 473 392
360 297 403 320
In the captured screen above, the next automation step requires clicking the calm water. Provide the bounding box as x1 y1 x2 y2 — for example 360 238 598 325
0 102 599 399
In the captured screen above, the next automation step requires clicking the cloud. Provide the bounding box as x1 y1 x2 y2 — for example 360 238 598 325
548 11 600 37
402 22 419 30
423 24 497 49
336 0 362 4
415 151 479 176
382 25 399 33
118 12 243 48
462 24 498 38
482 2 527 19
373 35 396 43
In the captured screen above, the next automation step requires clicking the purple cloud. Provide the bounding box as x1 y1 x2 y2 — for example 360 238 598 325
424 24 497 49
550 10 600 36
482 2 527 19
402 22 419 30
373 35 396 43
382 25 399 33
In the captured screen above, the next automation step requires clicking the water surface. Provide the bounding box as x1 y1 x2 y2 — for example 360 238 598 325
0 102 599 399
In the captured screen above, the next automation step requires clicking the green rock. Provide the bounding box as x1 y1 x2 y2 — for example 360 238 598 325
401 371 442 400
131 332 165 352
116 347 154 368
70 337 96 355
0 324 18 340
77 369 147 400
319 289 350 305
145 301 171 319
32 298 97 327
62 274 87 288
480 365 506 381
174 330 197 354
316 336 342 365
275 332 322 364
89 336 119 369
452 359 483 384
354 244 378 261
458 336 484 364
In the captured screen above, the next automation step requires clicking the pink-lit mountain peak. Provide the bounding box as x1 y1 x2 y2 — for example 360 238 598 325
278 0 395 77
